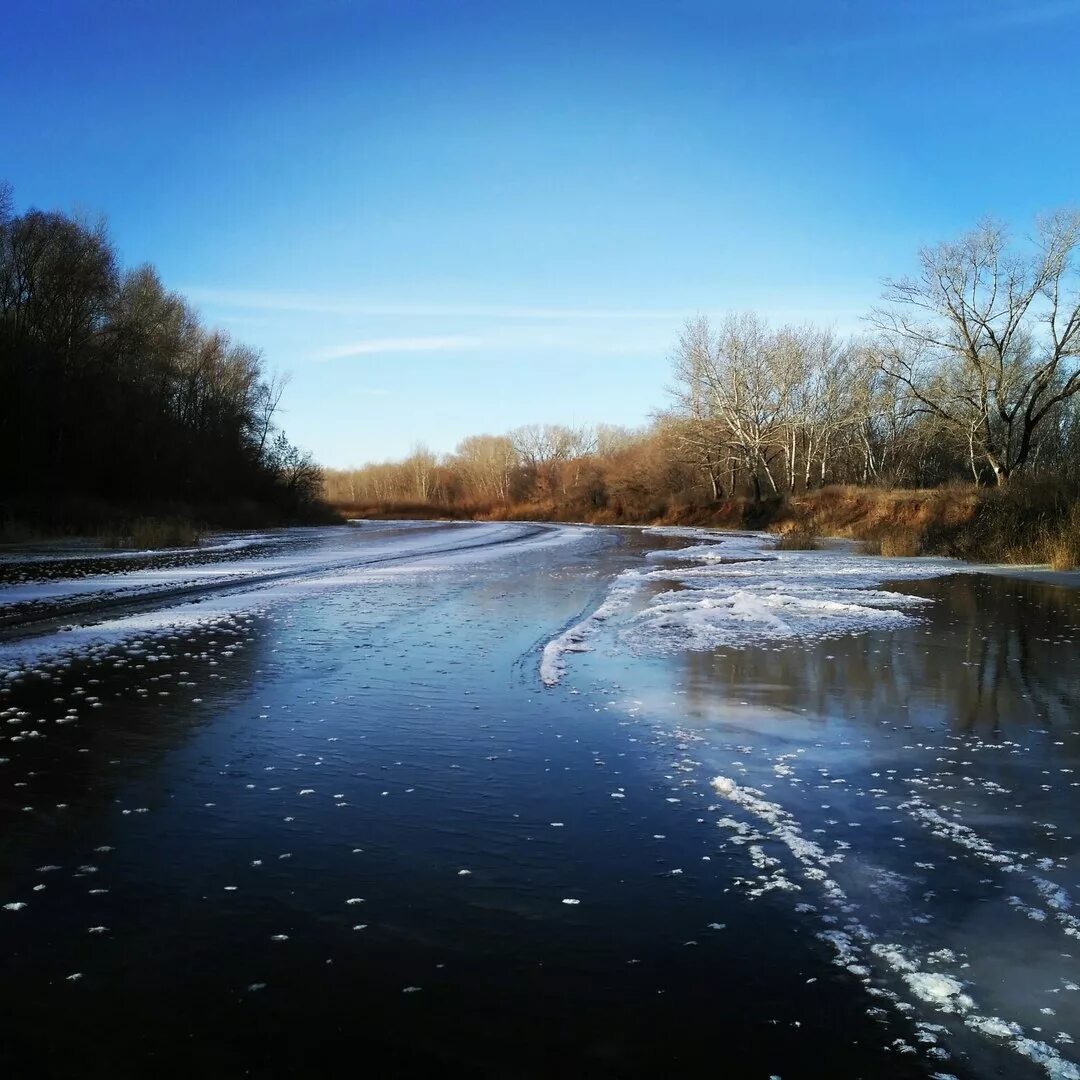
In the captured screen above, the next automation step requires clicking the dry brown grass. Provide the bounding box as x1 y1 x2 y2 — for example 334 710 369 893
103 517 203 549
1049 543 1080 571
787 485 976 547
335 482 1080 570
877 529 923 557
1044 504 1080 570
336 499 496 520
788 481 1080 569
774 527 820 551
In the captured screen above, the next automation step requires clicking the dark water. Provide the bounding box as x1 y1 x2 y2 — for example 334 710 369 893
1 524 1078 1078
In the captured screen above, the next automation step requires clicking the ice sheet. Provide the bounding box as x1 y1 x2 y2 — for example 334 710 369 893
1 522 591 678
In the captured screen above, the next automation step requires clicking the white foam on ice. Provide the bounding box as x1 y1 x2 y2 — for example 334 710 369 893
709 775 1080 1080
540 570 645 686
643 533 777 563
541 527 963 685
900 794 1080 942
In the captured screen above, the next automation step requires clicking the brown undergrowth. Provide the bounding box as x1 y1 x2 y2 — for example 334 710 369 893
779 482 1080 568
333 482 1080 570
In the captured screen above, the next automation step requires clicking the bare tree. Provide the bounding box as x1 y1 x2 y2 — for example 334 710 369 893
510 423 594 496
403 443 439 501
670 314 801 500
870 212 1080 484
253 370 290 455
269 431 323 509
0 186 322 520
794 329 868 489
594 423 642 458
453 434 517 501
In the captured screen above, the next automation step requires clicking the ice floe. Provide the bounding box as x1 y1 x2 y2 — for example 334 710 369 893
541 528 963 686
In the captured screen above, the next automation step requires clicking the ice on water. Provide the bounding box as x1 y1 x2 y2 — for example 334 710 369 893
544 527 1080 1078
542 528 959 685
1 521 593 681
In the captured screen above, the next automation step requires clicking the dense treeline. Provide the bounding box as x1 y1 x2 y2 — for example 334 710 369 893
327 212 1080 565
0 184 323 529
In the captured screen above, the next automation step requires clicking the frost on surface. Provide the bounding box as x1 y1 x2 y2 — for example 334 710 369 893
541 528 960 685
708 771 1080 1080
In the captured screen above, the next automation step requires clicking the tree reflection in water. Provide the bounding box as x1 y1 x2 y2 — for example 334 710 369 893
676 573 1080 739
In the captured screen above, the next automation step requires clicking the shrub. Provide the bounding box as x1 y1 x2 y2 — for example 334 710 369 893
103 517 203 549
774 528 820 551
878 528 923 557
1046 504 1080 570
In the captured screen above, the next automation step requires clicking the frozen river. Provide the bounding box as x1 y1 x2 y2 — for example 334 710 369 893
1 521 1079 1078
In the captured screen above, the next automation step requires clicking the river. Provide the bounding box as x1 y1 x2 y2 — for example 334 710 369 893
1 521 1078 1078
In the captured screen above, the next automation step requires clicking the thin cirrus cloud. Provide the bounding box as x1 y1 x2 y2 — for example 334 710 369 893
316 336 482 361
183 287 687 322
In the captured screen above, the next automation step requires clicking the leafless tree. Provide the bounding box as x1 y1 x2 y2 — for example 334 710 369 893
253 370 290 455
670 314 802 500
453 434 517 502
510 423 595 495
0 187 320 517
870 212 1080 484
403 443 439 502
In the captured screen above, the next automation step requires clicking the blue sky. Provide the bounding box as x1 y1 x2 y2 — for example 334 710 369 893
6 0 1079 466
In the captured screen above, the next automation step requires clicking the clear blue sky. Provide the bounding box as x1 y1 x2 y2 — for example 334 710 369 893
5 0 1079 466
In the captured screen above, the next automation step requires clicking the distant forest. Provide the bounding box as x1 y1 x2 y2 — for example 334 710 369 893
0 183 322 528
327 211 1080 520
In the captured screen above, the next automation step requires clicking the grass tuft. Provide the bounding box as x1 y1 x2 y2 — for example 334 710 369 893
774 526 820 551
878 529 923 557
103 517 203 549
1045 504 1080 570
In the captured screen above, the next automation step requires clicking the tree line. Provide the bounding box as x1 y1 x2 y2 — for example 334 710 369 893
326 211 1080 519
0 184 323 524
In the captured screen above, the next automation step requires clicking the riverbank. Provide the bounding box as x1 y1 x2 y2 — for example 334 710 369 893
333 481 1080 570
0 495 344 550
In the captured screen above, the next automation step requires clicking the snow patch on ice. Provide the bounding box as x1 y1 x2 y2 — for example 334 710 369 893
540 527 963 684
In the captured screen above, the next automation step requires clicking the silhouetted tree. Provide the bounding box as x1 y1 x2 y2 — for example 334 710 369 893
0 186 318 520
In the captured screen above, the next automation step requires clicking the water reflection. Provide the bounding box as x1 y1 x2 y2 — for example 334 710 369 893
0 613 270 878
3 528 1077 1079
1 530 942 1080
677 572 1080 737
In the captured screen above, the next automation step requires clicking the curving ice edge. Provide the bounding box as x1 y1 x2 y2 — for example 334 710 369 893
1 522 592 679
539 577 642 686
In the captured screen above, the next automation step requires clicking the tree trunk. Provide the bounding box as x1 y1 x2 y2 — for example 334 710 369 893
987 453 1009 486
761 457 779 494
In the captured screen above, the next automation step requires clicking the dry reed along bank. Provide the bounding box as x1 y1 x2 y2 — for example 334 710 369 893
335 483 1080 571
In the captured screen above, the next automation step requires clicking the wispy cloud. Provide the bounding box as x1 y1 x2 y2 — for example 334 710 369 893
184 287 687 322
317 336 481 360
